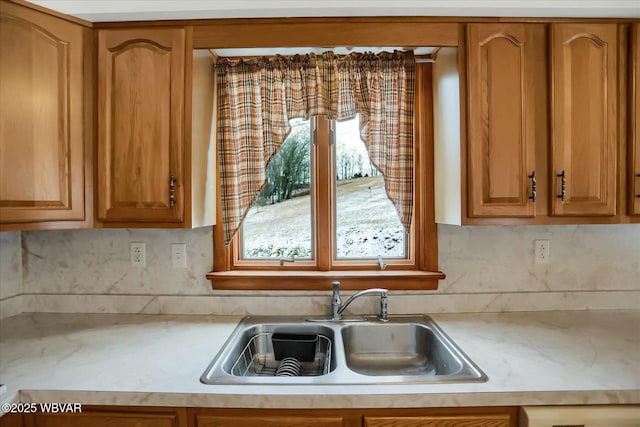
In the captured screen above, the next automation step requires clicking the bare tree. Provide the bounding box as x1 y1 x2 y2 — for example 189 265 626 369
259 124 311 203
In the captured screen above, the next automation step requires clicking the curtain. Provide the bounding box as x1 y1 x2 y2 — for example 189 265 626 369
216 51 415 244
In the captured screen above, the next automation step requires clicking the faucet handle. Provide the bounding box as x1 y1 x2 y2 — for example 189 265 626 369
379 290 389 322
331 282 342 321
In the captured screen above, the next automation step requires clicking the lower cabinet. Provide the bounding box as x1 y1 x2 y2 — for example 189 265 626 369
0 413 21 427
191 409 358 427
363 415 512 427
5 406 518 427
21 406 187 427
188 407 517 427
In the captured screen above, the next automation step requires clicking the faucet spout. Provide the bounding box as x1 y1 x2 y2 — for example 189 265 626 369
336 287 389 322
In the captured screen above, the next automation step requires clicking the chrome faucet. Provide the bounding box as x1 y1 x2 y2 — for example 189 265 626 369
330 281 389 322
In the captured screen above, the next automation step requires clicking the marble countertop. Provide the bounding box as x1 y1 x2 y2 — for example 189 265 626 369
0 310 639 409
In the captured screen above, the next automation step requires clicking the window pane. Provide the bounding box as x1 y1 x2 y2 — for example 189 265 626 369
241 119 313 259
334 116 407 259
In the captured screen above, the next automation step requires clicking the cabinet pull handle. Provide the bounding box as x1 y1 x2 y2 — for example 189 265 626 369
636 174 640 198
557 170 566 202
528 171 537 201
169 175 176 207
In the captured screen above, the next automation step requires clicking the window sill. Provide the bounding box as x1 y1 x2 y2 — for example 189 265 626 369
206 270 445 291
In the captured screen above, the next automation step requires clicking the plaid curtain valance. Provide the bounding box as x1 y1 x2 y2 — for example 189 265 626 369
216 50 415 244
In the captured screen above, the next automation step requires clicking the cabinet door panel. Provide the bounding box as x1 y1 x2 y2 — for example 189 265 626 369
0 2 86 224
631 24 640 215
195 415 345 427
551 23 618 216
98 28 184 223
0 413 21 427
364 415 511 427
467 24 543 217
364 415 512 427
24 407 186 427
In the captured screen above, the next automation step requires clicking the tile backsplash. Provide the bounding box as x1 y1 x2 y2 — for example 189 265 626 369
22 228 213 296
0 231 21 317
1 224 639 318
438 224 640 293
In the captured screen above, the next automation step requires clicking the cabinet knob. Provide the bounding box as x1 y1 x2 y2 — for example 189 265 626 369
169 175 176 207
557 170 566 202
528 171 537 202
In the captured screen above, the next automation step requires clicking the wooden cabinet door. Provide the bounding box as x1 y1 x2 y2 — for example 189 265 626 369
98 28 185 223
364 415 512 427
194 415 347 427
190 409 359 427
630 24 640 216
0 413 22 427
466 24 544 217
0 2 87 226
24 406 186 427
550 23 618 216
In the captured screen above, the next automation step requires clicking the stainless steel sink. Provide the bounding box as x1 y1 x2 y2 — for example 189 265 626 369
342 322 462 376
200 315 487 385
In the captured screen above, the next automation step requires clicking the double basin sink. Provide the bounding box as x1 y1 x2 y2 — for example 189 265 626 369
200 315 487 385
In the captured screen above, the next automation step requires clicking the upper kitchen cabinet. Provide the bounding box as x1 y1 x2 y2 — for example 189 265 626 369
0 1 92 230
97 28 187 226
550 23 619 217
466 24 545 218
440 22 627 225
630 23 640 216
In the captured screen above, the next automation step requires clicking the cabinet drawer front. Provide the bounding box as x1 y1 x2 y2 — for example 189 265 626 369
195 415 346 427
364 415 512 427
24 410 185 427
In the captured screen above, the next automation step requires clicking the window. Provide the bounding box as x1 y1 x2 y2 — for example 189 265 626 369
239 115 407 262
333 116 407 260
210 63 442 290
240 118 313 261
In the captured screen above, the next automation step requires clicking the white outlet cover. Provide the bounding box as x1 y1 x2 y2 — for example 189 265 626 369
534 239 550 264
172 243 187 269
130 242 146 267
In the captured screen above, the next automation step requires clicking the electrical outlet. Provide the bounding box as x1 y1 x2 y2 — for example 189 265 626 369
534 239 550 264
130 242 146 267
171 243 187 269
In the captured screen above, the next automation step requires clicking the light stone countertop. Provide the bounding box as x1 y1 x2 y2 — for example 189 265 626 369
0 310 639 409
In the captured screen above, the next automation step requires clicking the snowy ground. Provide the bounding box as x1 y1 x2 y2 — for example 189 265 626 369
242 176 406 259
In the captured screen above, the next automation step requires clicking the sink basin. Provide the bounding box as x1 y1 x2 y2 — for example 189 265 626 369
341 323 462 376
200 315 487 385
201 320 336 384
